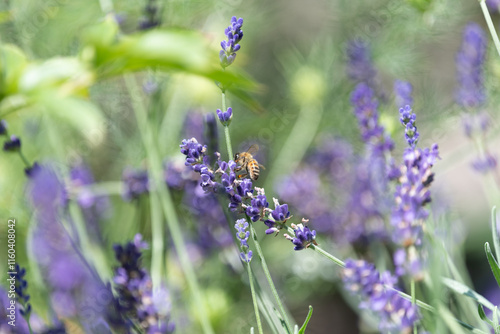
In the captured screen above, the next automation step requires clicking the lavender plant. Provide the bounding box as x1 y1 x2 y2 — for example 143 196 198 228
5 1 500 334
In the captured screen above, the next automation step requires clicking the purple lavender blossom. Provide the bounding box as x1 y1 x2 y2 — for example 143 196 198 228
180 138 208 168
264 199 291 235
28 164 115 329
246 194 269 222
179 137 297 240
14 264 32 318
25 162 41 178
393 247 425 280
487 0 500 12
235 219 253 262
399 105 419 148
183 181 233 251
113 234 175 333
0 119 6 135
471 154 497 173
3 134 21 151
351 83 394 155
122 167 149 201
463 111 490 138
216 107 233 125
138 0 161 30
455 23 487 108
342 259 419 332
284 221 317 251
391 144 439 248
0 286 31 333
394 80 413 109
346 39 377 84
220 16 244 68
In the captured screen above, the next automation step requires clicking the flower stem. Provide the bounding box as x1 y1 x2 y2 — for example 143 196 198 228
308 244 345 268
150 190 163 290
248 219 293 333
17 151 30 167
221 91 234 159
125 74 214 334
247 262 264 334
479 0 500 58
411 279 417 334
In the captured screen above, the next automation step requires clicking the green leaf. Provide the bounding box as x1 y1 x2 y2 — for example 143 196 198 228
485 242 500 289
80 20 260 110
298 306 313 334
478 304 494 326
40 94 106 144
494 306 500 334
18 57 94 96
491 207 500 263
442 277 496 311
0 44 28 98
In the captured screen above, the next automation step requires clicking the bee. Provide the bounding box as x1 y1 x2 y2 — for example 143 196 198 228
234 144 264 180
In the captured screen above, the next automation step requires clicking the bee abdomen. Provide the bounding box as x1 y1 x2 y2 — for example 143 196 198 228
249 161 260 180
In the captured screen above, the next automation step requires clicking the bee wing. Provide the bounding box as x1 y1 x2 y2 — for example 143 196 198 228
246 144 260 156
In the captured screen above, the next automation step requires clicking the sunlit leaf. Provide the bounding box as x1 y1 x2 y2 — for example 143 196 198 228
485 242 500 289
491 207 500 262
80 19 260 109
298 306 313 334
18 57 94 97
442 277 496 311
478 304 493 326
0 44 28 98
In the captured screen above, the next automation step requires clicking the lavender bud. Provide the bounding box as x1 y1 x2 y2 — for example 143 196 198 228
0 120 7 135
3 135 21 152
216 107 233 126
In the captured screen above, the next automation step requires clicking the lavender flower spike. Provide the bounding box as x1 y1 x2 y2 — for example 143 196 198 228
394 80 413 109
346 39 376 84
235 219 253 262
113 234 175 333
216 107 233 126
351 83 394 155
342 259 419 332
455 23 487 108
220 16 244 68
399 105 419 148
14 264 32 318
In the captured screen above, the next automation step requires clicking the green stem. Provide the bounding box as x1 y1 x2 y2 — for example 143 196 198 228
224 125 233 159
17 151 30 167
248 219 293 333
479 0 500 58
308 244 345 268
150 190 163 290
221 91 234 159
125 74 214 334
247 262 264 334
411 280 417 334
